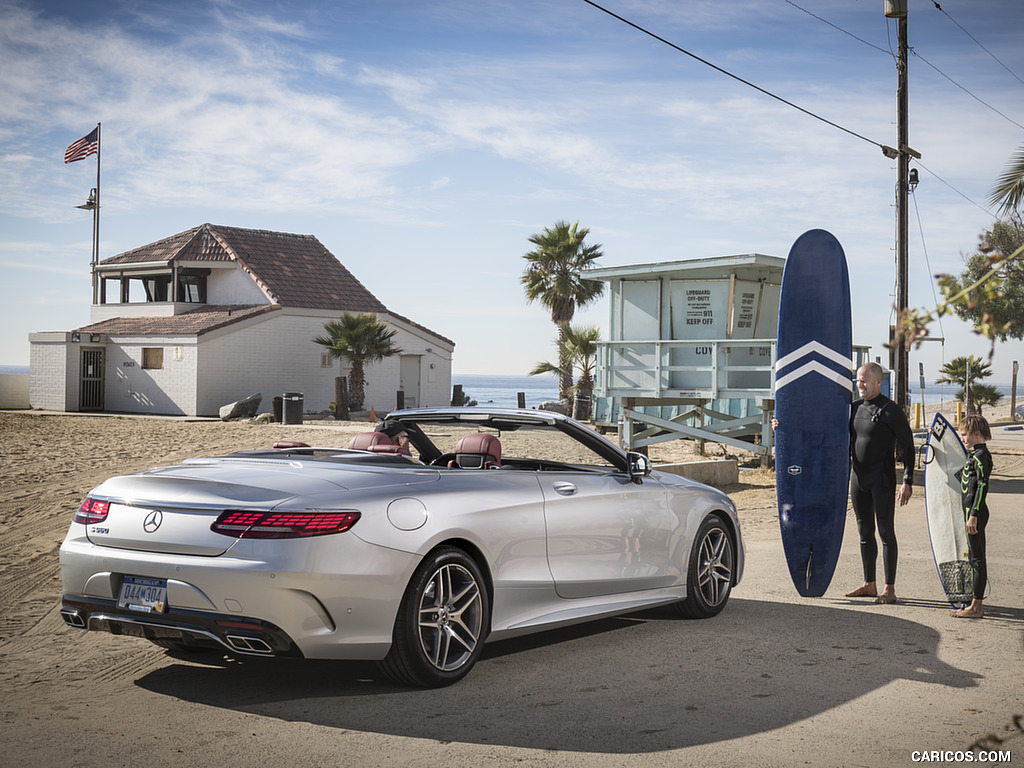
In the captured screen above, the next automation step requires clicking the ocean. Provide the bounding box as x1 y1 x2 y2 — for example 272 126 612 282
452 374 560 410
449 375 1021 410
909 382 1019 406
3 363 1016 409
0 365 559 408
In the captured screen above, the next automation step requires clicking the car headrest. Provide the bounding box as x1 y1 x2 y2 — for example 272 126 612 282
451 433 501 468
348 432 392 451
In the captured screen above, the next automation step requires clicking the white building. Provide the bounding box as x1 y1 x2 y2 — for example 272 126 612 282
29 224 454 417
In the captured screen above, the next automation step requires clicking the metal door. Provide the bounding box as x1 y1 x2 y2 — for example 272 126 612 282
80 348 104 411
399 355 421 408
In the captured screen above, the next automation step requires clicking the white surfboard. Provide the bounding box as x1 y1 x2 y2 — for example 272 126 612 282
924 413 972 606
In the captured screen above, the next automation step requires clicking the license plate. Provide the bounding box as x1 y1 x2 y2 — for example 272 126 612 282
117 576 167 614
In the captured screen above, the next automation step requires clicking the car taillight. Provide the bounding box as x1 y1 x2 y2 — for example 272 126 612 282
74 497 110 525
211 510 361 539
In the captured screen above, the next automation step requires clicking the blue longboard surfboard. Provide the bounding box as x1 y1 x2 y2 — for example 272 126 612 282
924 413 973 606
775 229 853 597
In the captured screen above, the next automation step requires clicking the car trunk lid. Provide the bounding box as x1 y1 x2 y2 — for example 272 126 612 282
83 458 439 556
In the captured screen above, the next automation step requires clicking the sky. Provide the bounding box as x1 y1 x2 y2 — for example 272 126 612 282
2 0 1024 387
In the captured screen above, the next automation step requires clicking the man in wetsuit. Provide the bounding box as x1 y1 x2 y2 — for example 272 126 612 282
844 362 915 604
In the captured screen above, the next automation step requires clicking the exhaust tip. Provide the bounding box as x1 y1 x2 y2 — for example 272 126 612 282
61 607 86 628
225 634 273 654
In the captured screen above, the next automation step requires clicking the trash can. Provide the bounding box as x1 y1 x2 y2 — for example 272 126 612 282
282 392 303 425
272 395 283 423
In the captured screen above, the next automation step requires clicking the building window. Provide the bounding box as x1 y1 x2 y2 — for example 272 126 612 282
321 352 334 368
96 269 209 305
142 348 164 370
177 273 207 303
142 276 171 302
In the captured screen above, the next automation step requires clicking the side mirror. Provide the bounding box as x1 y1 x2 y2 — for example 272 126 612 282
627 451 652 481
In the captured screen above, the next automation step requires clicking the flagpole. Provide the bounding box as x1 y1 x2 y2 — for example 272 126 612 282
92 122 101 305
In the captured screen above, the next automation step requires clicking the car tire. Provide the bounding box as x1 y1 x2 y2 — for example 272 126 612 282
674 513 735 619
380 545 490 688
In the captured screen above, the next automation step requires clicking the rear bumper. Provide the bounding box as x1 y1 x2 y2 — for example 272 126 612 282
59 525 419 660
60 595 302 657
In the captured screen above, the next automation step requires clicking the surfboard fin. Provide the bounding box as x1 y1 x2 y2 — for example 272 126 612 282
805 546 814 593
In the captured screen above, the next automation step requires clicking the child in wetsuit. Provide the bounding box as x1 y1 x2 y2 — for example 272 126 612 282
954 415 993 619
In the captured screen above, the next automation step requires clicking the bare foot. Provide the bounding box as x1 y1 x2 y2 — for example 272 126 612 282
874 593 897 605
951 607 984 619
845 584 878 598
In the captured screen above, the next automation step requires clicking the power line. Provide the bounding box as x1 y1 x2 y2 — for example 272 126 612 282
781 0 1022 219
583 0 1011 220
932 1 1024 88
784 0 890 57
786 0 1024 132
580 0 894 157
911 49 1024 132
909 185 946 342
914 160 997 219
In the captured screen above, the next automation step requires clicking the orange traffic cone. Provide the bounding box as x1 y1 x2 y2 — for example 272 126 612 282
369 407 375 422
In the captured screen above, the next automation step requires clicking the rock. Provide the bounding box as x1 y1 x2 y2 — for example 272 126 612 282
538 400 568 415
1016 404 1024 420
253 412 275 424
220 392 262 421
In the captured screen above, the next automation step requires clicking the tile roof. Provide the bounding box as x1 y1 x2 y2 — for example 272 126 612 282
100 223 388 312
77 305 278 336
91 224 452 345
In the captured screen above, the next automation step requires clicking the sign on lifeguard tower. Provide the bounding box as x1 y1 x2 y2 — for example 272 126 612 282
667 277 777 393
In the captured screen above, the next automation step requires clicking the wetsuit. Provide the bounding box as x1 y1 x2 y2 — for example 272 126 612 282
849 394 916 586
959 443 993 600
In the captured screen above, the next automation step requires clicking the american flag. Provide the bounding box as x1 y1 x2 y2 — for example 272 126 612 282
64 128 99 164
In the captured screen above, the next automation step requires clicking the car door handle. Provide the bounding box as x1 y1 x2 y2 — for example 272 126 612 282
552 481 578 496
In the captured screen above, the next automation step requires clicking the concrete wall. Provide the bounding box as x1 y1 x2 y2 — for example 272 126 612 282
0 374 30 409
196 312 337 417
102 338 198 416
361 314 454 413
205 264 269 305
28 333 80 411
655 458 739 489
196 310 454 417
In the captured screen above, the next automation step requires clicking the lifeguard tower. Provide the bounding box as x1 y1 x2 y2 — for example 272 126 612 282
588 254 782 465
588 254 868 467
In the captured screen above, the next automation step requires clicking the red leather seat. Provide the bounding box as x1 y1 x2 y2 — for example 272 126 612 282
449 433 501 469
348 432 392 451
348 432 410 455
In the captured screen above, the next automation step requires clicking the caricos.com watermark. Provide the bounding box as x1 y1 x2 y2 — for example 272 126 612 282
911 750 1012 763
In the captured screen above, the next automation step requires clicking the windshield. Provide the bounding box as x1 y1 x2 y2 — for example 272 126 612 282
401 417 621 471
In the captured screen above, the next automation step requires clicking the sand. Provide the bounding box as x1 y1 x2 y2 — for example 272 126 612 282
1 410 1021 767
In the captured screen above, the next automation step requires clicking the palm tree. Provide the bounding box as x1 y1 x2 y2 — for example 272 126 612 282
969 383 1003 417
935 355 998 415
314 313 401 411
989 144 1024 217
529 324 600 420
521 220 605 401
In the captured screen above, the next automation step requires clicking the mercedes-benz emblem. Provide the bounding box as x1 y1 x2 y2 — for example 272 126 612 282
143 510 164 533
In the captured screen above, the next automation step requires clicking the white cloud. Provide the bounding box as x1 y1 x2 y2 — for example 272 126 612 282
2 0 1023 375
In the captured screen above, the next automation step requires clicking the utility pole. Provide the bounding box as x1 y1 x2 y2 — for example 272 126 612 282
884 1 919 411
894 5 910 411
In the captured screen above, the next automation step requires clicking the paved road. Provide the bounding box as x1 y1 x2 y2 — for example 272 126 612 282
3 444 1022 768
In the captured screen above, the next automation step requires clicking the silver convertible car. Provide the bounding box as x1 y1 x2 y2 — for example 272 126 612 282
60 407 743 687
